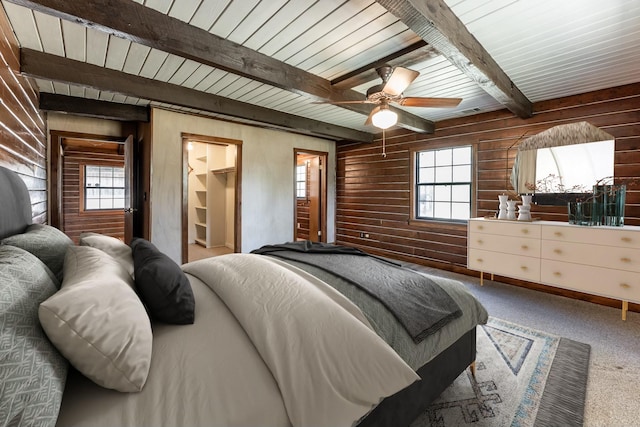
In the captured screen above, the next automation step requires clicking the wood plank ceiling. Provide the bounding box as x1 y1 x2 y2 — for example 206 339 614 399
2 0 639 141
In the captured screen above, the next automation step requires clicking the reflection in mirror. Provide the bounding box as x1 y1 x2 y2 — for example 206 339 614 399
534 140 614 193
510 121 616 205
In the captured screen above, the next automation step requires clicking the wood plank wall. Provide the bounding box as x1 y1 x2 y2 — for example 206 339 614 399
62 148 125 243
296 199 310 240
336 83 640 311
0 6 47 223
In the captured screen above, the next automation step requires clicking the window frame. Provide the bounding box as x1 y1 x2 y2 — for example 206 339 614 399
296 163 308 200
79 163 126 214
409 145 475 224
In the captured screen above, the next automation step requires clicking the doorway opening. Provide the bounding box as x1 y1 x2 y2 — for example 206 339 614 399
294 149 327 242
182 133 242 263
49 131 134 244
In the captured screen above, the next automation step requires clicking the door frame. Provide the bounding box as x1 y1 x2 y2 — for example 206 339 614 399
293 148 327 242
181 133 242 264
49 130 134 241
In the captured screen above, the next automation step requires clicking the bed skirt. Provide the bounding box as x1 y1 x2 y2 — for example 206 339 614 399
358 327 477 427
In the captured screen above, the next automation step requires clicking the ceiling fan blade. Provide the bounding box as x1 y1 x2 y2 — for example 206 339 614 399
311 100 369 105
397 97 462 108
382 67 419 96
364 105 382 126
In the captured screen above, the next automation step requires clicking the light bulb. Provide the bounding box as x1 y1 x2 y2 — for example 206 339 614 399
371 108 398 129
187 141 194 151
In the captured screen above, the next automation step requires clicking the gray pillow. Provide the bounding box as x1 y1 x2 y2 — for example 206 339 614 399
79 232 134 278
39 246 152 392
2 223 74 284
0 245 68 426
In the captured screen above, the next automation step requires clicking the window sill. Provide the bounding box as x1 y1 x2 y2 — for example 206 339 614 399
79 210 124 216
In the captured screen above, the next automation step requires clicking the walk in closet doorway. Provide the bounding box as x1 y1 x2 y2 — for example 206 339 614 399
182 133 242 263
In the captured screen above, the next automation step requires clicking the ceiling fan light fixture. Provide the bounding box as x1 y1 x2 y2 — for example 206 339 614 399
371 106 397 129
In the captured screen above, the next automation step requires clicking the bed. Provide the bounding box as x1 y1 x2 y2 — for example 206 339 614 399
0 164 488 427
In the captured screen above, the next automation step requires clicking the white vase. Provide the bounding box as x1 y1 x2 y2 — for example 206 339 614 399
518 195 532 221
506 200 517 220
498 194 509 219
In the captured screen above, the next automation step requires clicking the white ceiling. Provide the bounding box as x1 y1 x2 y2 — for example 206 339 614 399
3 0 640 136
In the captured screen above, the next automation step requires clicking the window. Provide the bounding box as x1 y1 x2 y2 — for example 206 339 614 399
84 165 125 210
296 164 307 198
415 146 472 221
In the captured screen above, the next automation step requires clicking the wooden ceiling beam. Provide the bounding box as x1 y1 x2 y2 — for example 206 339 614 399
376 0 533 119
21 49 374 143
331 41 438 90
39 93 149 122
6 0 435 133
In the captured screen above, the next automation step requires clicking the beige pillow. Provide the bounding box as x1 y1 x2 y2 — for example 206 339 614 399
39 246 152 392
79 232 134 278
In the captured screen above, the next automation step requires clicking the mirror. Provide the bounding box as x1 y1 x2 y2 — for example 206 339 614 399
510 122 615 205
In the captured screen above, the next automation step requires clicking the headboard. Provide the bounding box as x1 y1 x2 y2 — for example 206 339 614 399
0 165 32 239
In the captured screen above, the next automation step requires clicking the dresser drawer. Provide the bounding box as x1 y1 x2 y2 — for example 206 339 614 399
542 225 640 248
468 248 540 282
469 220 541 239
541 240 640 273
541 260 640 303
469 232 540 257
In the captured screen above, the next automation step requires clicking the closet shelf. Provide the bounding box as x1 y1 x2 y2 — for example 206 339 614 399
195 206 207 211
211 167 235 175
196 155 207 161
195 222 207 228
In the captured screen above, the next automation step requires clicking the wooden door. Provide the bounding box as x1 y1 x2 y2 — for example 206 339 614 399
123 134 134 243
294 149 327 243
308 155 321 242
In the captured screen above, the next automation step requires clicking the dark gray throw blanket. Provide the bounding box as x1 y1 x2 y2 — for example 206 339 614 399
252 241 462 343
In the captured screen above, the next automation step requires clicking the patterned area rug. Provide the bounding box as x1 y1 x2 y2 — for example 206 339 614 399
412 317 591 427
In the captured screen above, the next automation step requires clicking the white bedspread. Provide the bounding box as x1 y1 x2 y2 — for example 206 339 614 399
183 254 419 427
56 254 418 427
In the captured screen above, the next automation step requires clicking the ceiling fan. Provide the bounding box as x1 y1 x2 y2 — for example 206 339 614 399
318 65 463 129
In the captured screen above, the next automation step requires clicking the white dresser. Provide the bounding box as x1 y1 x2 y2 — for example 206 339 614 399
468 218 640 320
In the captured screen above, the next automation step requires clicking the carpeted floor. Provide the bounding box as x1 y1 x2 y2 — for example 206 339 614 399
406 265 640 427
411 317 590 427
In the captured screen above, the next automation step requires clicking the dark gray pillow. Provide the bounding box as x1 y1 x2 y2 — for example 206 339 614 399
130 238 195 324
1 223 74 284
0 245 68 426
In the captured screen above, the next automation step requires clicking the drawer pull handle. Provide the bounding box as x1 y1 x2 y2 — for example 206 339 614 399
554 231 562 237
477 258 483 263
553 249 562 254
521 245 528 250
620 283 631 289
478 225 484 230
621 257 631 263
553 272 562 277
521 229 529 234
621 237 632 243
520 266 528 271
477 240 483 244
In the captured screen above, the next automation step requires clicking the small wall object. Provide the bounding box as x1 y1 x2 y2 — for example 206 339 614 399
517 194 532 221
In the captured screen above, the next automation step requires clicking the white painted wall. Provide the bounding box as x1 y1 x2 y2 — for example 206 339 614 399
150 108 336 263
